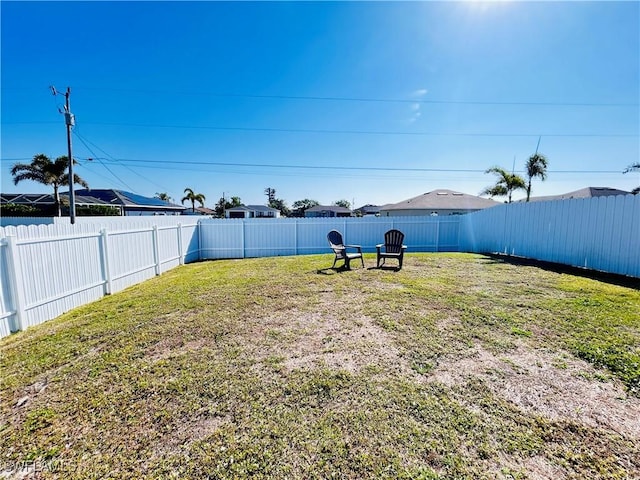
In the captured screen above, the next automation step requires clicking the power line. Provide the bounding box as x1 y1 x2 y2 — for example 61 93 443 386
73 130 172 192
49 121 640 138
70 87 639 107
2 154 631 175
4 120 637 138
73 131 136 191
90 157 627 175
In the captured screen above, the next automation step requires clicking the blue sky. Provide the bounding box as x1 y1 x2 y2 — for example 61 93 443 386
2 1 638 208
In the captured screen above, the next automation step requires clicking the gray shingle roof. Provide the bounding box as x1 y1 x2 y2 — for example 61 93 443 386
382 190 499 211
226 205 278 213
306 205 352 213
526 187 631 202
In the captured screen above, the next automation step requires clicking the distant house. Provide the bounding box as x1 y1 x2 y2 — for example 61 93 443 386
380 189 499 216
225 205 280 219
353 204 381 216
185 206 216 216
305 205 352 218
524 187 631 202
73 189 185 215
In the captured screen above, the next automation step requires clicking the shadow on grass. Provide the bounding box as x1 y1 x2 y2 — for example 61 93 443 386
367 266 401 272
316 266 353 275
484 253 640 290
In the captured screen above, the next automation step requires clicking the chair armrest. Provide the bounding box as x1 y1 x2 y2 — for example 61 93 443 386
345 244 362 252
375 244 383 248
401 245 407 250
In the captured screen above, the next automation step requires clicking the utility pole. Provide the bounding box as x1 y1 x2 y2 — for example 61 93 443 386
51 86 76 224
264 187 275 204
222 191 227 218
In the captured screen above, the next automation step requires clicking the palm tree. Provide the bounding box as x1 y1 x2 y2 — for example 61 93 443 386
155 192 172 202
525 153 548 202
481 166 526 203
11 154 89 217
623 163 640 194
181 188 206 213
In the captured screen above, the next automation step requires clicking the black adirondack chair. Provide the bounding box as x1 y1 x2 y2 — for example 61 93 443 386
327 230 364 270
376 229 407 270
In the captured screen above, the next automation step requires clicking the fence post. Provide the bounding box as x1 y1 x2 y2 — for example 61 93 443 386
100 228 113 295
198 220 203 261
294 220 298 255
435 218 440 252
177 223 184 265
152 225 161 275
5 235 26 332
242 220 246 258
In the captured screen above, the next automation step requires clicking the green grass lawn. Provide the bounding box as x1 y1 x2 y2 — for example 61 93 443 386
1 253 639 479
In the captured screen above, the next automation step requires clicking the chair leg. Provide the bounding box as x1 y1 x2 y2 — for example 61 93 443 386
360 256 364 268
344 257 351 270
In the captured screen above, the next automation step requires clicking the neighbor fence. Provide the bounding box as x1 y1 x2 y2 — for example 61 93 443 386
460 193 639 278
198 216 460 259
0 194 638 339
0 219 199 338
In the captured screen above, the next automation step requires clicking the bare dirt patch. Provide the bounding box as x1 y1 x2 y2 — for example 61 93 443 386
240 307 412 376
153 414 232 458
428 343 640 439
145 338 208 362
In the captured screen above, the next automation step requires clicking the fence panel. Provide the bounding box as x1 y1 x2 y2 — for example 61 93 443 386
199 220 244 259
0 219 201 338
244 220 297 257
199 216 461 258
0 240 15 336
107 227 157 293
462 195 639 278
157 225 182 272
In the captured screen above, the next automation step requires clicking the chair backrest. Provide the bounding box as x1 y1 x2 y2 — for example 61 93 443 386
384 229 405 254
327 230 345 255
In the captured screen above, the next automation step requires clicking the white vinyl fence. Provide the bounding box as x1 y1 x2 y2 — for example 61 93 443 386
198 216 460 259
460 194 640 278
0 219 199 338
0 196 638 339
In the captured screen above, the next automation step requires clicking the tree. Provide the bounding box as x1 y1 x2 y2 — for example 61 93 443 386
623 163 640 194
155 192 172 202
481 166 526 203
291 199 319 217
181 188 206 213
524 153 549 202
214 195 242 217
333 199 351 209
268 198 291 217
11 154 89 217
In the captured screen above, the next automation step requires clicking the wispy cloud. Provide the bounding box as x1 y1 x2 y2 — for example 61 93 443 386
409 102 422 123
408 89 427 122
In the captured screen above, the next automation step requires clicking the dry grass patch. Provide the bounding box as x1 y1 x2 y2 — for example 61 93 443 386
428 344 640 440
